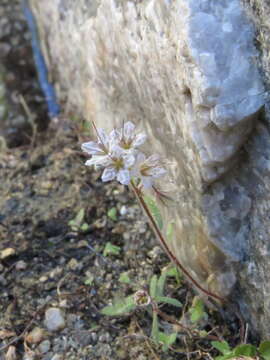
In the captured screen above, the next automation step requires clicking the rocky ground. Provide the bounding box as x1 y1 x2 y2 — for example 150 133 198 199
0 1 248 360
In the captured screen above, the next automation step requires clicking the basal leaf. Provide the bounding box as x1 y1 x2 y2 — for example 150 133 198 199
158 331 177 351
143 195 163 230
103 242 121 256
150 275 158 298
155 296 182 307
189 297 206 323
151 312 159 342
211 341 231 355
101 296 136 316
157 273 167 297
107 207 117 221
259 341 270 360
233 344 256 357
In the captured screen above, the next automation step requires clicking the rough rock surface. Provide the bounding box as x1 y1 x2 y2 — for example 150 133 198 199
30 0 270 336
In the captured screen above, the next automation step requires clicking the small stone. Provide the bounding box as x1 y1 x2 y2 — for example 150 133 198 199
5 346 17 360
0 248 15 259
51 355 63 360
15 260 27 271
0 275 7 286
44 308 65 332
38 340 51 354
120 205 127 215
59 299 68 308
67 258 79 271
39 276 48 283
25 327 46 344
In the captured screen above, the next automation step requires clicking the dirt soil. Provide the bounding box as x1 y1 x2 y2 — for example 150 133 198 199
0 1 244 360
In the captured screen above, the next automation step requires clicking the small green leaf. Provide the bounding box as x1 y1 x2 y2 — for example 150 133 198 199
158 332 177 351
101 296 136 316
157 273 167 297
119 272 131 284
151 312 159 342
189 297 206 323
155 296 182 307
166 221 175 242
103 242 121 256
143 195 163 230
211 341 231 355
80 223 89 231
259 341 270 360
233 344 256 357
150 275 158 298
68 208 85 229
107 207 117 221
84 274 94 286
164 266 182 285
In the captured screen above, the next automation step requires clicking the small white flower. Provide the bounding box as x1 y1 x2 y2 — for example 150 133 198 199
101 146 135 185
132 153 166 189
81 128 117 169
114 121 147 152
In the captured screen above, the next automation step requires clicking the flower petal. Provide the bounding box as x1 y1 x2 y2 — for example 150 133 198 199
101 167 116 182
85 158 97 167
141 176 153 189
133 133 147 147
117 169 130 185
150 167 166 178
145 154 160 166
123 154 135 168
123 121 135 139
97 128 108 146
81 141 101 155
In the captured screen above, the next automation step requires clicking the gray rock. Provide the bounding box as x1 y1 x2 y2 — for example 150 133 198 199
44 308 65 332
38 340 51 354
29 0 270 337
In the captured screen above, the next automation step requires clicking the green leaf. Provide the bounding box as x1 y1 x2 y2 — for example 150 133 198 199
80 222 89 231
151 312 159 342
164 266 182 285
103 242 121 256
84 274 94 286
119 272 131 284
233 344 256 357
166 221 175 242
158 331 178 351
143 195 163 230
259 341 270 360
155 296 182 307
68 208 85 229
157 273 167 297
211 341 231 355
150 275 158 298
189 298 206 323
107 207 117 221
101 296 136 316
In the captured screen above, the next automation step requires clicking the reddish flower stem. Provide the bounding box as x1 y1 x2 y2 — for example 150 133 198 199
130 180 225 303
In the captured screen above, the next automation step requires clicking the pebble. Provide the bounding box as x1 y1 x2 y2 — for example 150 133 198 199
15 260 27 271
51 355 63 360
0 275 7 286
0 248 15 259
5 346 17 360
67 258 81 271
25 327 46 344
120 205 127 216
44 308 65 332
38 340 51 354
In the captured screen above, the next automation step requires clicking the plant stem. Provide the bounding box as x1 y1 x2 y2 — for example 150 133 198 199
130 180 225 303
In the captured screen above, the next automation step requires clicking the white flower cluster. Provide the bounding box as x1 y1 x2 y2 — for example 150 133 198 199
81 121 166 188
